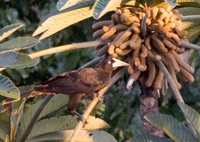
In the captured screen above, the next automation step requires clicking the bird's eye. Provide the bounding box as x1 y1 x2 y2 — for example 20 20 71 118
107 60 112 64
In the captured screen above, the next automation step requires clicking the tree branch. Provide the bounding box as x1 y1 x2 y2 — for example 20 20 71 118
69 68 126 142
0 40 104 72
181 40 200 50
20 95 53 142
156 61 184 103
182 15 200 21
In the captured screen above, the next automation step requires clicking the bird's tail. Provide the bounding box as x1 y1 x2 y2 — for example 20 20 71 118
2 85 54 111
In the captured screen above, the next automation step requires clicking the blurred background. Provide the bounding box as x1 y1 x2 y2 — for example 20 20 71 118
0 0 200 141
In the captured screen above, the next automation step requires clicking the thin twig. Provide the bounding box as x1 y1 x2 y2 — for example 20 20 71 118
0 40 104 72
182 15 200 21
156 61 184 103
69 68 126 142
181 40 200 50
20 95 53 142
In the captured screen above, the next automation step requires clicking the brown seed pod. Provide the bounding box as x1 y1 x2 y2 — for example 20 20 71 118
101 26 117 40
96 45 108 56
113 30 132 47
115 48 132 56
119 40 130 49
129 34 141 49
132 44 141 61
141 44 148 58
134 57 141 67
147 51 161 62
159 11 168 21
108 43 116 55
131 24 140 33
171 50 194 74
145 35 152 50
153 69 164 89
93 29 105 38
161 56 182 89
166 32 181 45
92 20 113 30
146 60 156 87
180 67 194 83
138 54 147 71
162 38 177 50
112 13 121 23
151 35 168 53
164 52 180 72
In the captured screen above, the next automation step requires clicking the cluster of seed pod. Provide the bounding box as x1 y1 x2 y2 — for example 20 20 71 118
92 5 194 93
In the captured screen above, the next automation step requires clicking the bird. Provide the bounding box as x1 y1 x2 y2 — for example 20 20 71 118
33 58 128 112
2 57 127 119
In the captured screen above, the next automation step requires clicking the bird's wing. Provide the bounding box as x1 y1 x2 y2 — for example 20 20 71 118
78 68 108 88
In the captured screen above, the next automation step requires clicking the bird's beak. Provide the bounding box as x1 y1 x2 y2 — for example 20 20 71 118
112 58 129 68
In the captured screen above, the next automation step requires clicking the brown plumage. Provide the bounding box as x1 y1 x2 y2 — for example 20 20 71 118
34 58 128 112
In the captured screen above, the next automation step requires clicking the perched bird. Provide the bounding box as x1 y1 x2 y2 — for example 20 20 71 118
32 58 128 114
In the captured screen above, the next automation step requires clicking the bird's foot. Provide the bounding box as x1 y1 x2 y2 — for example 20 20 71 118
71 110 88 124
92 93 104 102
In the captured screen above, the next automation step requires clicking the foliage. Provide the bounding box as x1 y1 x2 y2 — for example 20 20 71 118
0 0 199 142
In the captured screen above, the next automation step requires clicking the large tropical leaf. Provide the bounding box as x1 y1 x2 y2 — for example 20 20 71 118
0 37 39 53
178 102 200 138
28 130 117 142
145 113 198 142
15 95 69 141
0 52 38 69
92 0 122 19
28 115 109 138
132 135 173 142
0 75 20 99
33 2 93 40
165 0 177 8
178 7 200 15
57 0 91 11
0 23 24 42
9 100 26 141
0 118 9 141
186 24 200 41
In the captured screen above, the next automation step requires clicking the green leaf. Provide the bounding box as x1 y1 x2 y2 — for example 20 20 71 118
178 7 200 15
0 52 38 69
165 0 177 8
0 37 39 53
132 135 173 142
178 102 200 139
10 100 26 141
92 0 121 19
16 95 69 141
57 0 88 11
145 113 198 142
0 118 9 141
33 3 93 40
0 75 20 99
186 24 200 41
0 23 24 42
28 130 117 142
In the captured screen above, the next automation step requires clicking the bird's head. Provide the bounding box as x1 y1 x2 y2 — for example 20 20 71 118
100 57 129 71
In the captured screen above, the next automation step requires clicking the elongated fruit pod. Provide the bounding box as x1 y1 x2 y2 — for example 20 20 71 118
128 65 134 74
175 47 185 54
153 69 164 89
162 38 177 50
145 35 152 50
129 34 141 49
92 20 113 30
131 24 140 33
134 57 141 67
161 56 182 89
119 40 130 49
108 43 116 55
147 51 161 62
171 50 194 74
115 24 128 31
132 44 141 60
141 44 148 57
115 48 132 56
146 60 156 87
131 68 141 81
96 45 108 56
138 54 147 71
180 67 194 83
159 12 168 21
166 32 181 45
112 13 120 23
114 30 132 47
101 26 117 40
164 52 180 72
151 35 168 53
93 29 105 39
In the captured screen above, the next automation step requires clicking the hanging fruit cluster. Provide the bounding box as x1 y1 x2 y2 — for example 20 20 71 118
92 5 194 93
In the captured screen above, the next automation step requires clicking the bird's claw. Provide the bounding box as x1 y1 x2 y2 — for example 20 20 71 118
71 111 88 124
92 93 103 102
